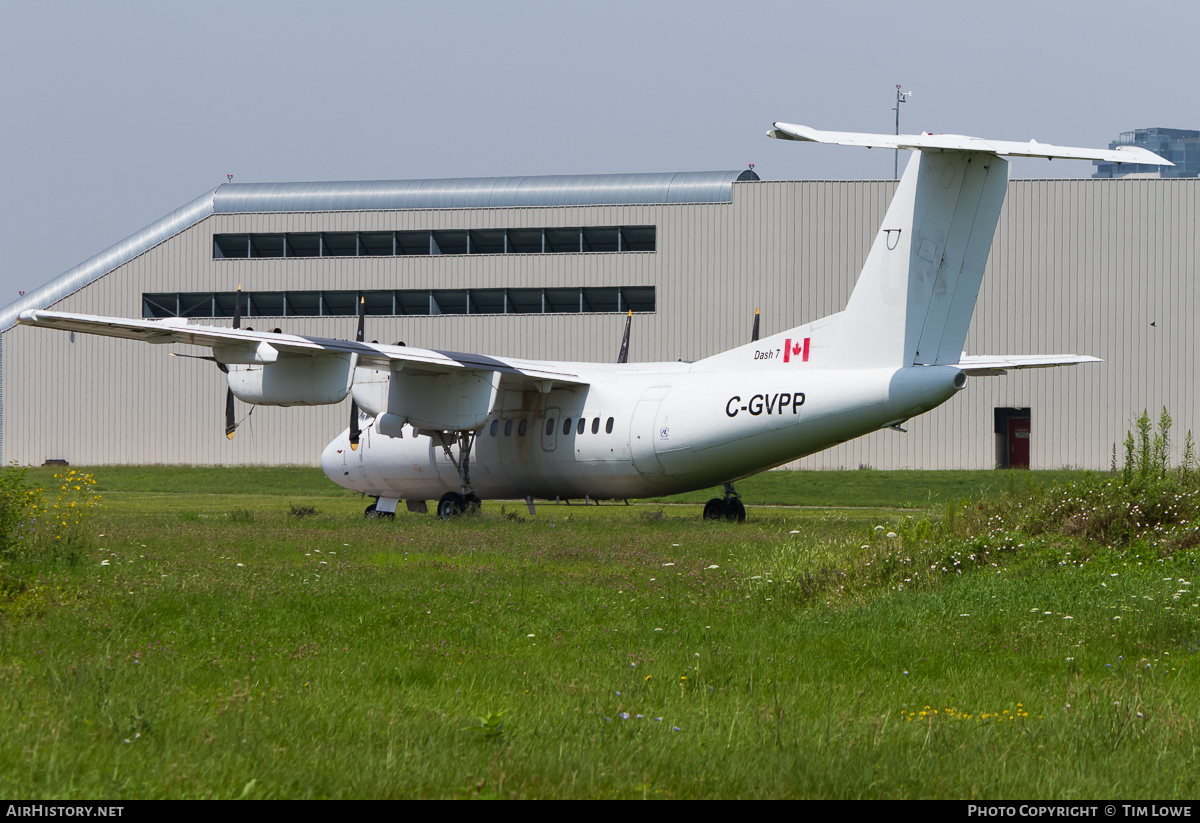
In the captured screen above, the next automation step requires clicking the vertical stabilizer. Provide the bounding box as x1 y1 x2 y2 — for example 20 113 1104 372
829 150 1009 369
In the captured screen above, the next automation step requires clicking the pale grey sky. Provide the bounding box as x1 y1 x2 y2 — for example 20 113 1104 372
2 0 1196 302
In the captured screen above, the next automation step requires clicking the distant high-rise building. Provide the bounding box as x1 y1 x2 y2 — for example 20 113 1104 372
1093 127 1200 178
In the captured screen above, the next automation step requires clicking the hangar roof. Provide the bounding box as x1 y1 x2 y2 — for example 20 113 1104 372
1 170 758 332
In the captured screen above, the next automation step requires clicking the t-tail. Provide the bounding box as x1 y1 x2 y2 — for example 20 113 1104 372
725 124 1173 373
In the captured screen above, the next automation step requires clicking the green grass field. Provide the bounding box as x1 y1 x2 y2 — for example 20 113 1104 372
1 467 1196 798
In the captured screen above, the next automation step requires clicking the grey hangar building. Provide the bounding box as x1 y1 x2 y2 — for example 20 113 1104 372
1 169 1196 472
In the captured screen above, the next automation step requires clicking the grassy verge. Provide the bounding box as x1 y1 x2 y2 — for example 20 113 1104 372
0 467 1195 798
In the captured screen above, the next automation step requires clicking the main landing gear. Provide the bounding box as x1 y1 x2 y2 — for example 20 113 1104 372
432 430 481 521
436 491 482 520
703 482 746 523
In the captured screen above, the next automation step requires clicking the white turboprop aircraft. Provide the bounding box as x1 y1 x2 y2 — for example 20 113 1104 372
19 125 1170 521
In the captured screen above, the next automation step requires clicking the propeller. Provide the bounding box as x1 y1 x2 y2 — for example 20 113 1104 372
751 307 760 343
349 296 365 451
223 285 244 439
171 285 243 439
617 310 631 364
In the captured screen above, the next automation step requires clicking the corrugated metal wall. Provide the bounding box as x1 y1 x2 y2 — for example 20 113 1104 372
3 178 1196 469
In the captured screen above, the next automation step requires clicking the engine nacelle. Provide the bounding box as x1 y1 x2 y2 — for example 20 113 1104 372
378 366 500 432
350 366 390 416
227 353 353 406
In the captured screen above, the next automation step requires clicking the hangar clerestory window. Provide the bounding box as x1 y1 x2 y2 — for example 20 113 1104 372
143 287 655 318
212 226 655 258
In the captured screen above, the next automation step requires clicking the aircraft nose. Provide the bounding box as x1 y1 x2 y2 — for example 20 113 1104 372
321 428 354 488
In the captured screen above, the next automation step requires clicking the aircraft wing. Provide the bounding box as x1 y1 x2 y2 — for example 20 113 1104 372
17 309 588 388
767 123 1173 166
956 353 1102 377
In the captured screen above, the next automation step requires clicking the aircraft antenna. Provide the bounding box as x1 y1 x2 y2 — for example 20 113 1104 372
892 85 913 179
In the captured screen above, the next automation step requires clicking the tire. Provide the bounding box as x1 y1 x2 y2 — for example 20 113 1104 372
726 499 746 523
703 498 726 521
364 502 394 519
437 491 467 521
464 492 482 513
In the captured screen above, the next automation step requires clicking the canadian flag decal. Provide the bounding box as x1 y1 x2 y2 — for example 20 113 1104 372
783 337 811 364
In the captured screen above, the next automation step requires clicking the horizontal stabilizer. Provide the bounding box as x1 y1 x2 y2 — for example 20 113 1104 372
767 124 1173 166
957 353 1102 377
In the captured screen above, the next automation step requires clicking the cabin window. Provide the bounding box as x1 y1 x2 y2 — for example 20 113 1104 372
518 420 528 437
504 419 513 436
591 417 600 434
606 417 614 434
577 418 586 435
545 418 555 436
490 420 499 437
562 418 572 436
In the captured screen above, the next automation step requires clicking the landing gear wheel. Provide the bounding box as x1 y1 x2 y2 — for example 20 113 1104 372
464 492 482 513
726 498 746 523
703 498 727 521
364 502 393 519
438 491 467 521
703 494 746 523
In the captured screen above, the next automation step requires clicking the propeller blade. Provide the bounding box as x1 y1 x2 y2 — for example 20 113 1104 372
751 308 760 343
225 388 237 440
349 296 366 450
349 400 361 451
222 286 244 439
170 351 223 367
617 310 631 364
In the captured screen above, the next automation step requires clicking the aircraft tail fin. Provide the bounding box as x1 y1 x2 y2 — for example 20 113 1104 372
829 148 1009 369
767 124 1172 371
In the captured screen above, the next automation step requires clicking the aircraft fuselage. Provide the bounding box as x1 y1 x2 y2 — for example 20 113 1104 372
320 362 966 503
